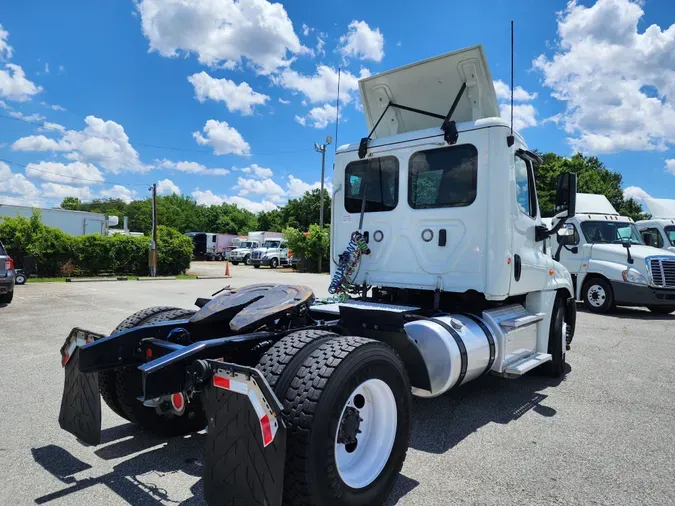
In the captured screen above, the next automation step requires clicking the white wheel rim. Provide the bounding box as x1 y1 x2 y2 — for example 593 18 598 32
334 379 397 489
17 276 25 283
588 284 606 308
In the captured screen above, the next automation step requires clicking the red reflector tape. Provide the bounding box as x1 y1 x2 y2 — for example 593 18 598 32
260 414 273 447
213 376 230 390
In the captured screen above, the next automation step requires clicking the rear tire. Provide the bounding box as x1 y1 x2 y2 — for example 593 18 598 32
114 308 207 436
583 277 614 314
647 306 675 315
0 291 13 304
277 336 411 506
254 264 261 269
15 274 26 285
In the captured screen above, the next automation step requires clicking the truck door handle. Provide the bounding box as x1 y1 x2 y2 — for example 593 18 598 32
514 254 522 281
438 229 447 247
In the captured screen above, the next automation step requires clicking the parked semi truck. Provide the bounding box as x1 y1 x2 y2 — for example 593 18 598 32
547 193 675 314
250 237 290 268
184 232 237 261
637 197 675 253
57 45 578 506
229 231 282 265
0 204 119 236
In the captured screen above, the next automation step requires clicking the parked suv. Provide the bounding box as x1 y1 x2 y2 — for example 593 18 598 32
0 241 15 304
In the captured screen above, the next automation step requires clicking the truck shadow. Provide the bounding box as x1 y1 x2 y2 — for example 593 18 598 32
578 306 674 321
31 424 419 505
409 367 569 454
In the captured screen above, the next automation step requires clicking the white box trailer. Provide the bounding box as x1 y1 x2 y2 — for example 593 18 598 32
57 45 581 506
548 193 675 314
0 204 118 236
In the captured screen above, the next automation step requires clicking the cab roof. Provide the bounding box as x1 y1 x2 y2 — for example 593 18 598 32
644 197 675 219
575 194 619 216
359 45 499 139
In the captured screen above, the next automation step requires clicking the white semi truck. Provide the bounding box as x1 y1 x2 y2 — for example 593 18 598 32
250 238 290 268
637 197 675 253
547 193 675 314
57 45 579 506
0 204 119 236
230 231 282 265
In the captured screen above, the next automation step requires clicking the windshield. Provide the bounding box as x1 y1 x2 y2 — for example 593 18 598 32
263 240 280 248
238 241 252 248
665 226 675 246
580 221 643 245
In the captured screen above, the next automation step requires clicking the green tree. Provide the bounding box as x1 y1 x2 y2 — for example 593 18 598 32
60 197 82 210
280 188 331 231
535 152 646 221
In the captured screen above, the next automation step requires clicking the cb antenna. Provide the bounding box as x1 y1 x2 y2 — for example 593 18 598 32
507 20 515 147
335 67 341 154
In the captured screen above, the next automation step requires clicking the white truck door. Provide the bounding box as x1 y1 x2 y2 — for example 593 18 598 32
555 221 585 274
510 153 547 293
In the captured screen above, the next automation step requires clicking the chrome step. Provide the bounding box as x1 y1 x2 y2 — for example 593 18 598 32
503 352 552 377
499 312 545 330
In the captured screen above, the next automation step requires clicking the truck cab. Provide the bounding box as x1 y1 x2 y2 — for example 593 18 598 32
637 198 675 253
250 239 289 269
228 240 260 265
549 194 675 314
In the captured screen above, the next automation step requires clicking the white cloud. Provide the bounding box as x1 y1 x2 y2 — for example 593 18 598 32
315 34 326 57
232 176 285 202
623 185 651 202
296 103 339 129
40 122 66 133
193 119 251 156
286 175 332 198
12 116 146 173
25 161 104 185
499 103 538 131
136 0 309 75
396 41 402 47
239 163 273 179
158 159 230 175
44 63 49 74
0 24 13 59
156 178 181 196
278 97 290 104
0 161 41 204
191 188 278 213
41 182 94 201
99 185 138 203
49 103 66 111
8 110 46 122
276 65 370 105
666 159 675 175
0 63 42 102
188 71 269 115
302 24 312 37
493 79 538 101
533 0 675 154
338 20 385 62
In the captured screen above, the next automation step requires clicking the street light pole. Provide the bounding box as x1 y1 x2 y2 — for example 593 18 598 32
314 136 332 272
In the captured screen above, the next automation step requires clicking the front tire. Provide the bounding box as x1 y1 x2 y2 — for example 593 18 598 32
279 337 411 506
544 299 567 378
583 277 614 314
270 258 278 269
647 305 675 315
231 261 239 266
244 255 251 266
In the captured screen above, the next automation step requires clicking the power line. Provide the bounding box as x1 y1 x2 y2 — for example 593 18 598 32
0 113 315 156
0 158 152 187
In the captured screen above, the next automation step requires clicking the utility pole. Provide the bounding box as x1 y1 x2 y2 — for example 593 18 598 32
314 136 332 272
149 183 158 277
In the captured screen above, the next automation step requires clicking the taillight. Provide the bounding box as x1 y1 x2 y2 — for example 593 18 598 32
5 258 13 271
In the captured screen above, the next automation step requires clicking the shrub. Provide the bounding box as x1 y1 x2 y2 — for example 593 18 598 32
156 225 193 275
284 224 330 272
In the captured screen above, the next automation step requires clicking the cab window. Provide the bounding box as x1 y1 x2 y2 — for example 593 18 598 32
666 226 675 246
345 156 399 213
514 155 537 219
641 228 664 248
408 144 478 209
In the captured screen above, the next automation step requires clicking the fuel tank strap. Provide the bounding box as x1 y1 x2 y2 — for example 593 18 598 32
461 313 496 375
427 317 468 387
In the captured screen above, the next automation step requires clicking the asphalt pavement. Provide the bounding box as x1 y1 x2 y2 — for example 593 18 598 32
1 264 674 505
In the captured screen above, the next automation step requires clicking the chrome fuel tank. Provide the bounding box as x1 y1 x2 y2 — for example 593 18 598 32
404 314 498 398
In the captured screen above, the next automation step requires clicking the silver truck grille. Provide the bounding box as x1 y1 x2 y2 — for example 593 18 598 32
252 251 263 260
649 257 675 288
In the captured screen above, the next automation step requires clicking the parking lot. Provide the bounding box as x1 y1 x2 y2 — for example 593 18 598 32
1 264 674 506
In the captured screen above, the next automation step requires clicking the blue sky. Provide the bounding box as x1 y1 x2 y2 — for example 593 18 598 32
1 0 674 212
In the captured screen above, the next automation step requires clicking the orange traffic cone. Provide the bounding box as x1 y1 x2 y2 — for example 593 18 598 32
225 261 231 278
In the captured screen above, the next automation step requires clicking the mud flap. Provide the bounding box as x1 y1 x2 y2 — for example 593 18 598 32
58 328 104 445
202 360 287 506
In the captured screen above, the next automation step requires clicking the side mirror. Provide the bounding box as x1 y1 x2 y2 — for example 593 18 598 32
557 225 574 237
622 240 631 249
555 172 577 218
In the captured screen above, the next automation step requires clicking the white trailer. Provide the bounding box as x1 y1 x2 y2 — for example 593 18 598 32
0 204 119 236
548 193 675 314
58 45 581 506
637 197 675 253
